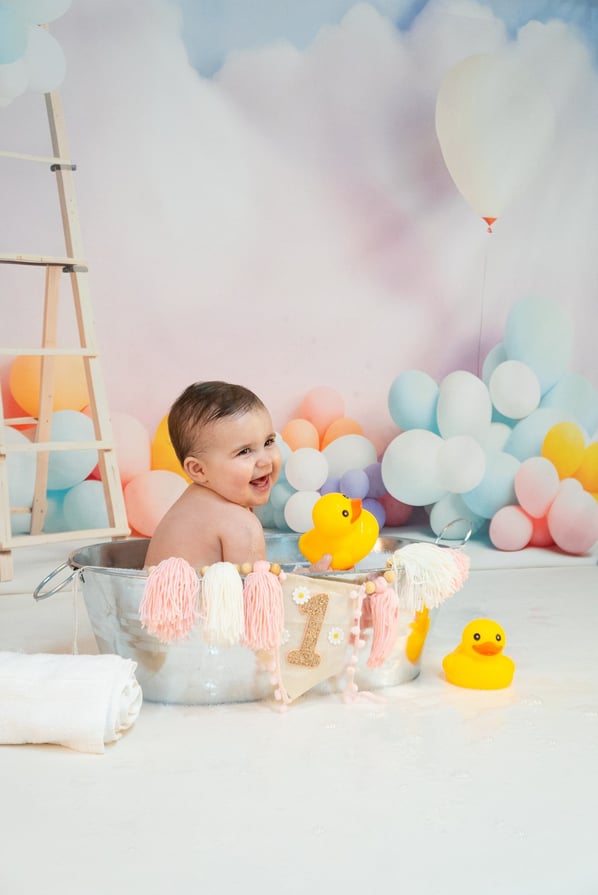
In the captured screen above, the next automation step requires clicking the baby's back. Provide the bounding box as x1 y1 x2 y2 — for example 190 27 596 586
145 484 267 571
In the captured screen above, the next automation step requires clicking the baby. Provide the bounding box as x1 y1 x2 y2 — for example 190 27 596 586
145 380 282 571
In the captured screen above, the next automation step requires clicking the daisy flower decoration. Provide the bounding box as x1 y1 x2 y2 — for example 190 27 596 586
292 585 312 606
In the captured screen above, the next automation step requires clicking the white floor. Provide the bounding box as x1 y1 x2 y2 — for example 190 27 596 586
1 533 597 895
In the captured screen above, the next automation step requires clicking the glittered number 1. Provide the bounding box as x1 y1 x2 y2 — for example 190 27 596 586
287 592 329 668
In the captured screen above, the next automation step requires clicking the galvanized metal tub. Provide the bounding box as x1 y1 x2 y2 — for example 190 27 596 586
34 534 434 705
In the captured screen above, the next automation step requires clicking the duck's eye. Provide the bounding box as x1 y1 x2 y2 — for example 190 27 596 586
342 509 350 517
473 632 481 640
496 634 502 642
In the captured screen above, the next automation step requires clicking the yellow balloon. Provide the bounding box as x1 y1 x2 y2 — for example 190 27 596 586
541 422 585 479
574 442 598 493
151 414 191 482
9 355 89 417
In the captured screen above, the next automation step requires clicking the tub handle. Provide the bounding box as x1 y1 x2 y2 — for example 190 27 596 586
33 561 79 601
434 518 473 548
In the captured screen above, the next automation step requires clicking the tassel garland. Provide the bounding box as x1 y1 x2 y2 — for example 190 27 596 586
367 576 401 668
243 560 285 651
140 557 199 643
200 562 245 646
392 542 470 611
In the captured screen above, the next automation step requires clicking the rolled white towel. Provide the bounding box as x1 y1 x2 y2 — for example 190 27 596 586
0 652 143 754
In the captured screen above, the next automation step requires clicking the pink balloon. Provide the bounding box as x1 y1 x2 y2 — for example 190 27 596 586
297 386 345 438
489 505 533 551
378 493 413 527
547 479 598 555
514 456 560 518
84 409 151 485
124 470 187 537
528 515 554 548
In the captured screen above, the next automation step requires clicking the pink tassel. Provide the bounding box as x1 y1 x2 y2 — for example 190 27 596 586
140 557 199 643
243 561 285 651
367 576 401 669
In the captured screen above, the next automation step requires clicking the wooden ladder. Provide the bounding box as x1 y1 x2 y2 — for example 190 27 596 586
0 90 130 581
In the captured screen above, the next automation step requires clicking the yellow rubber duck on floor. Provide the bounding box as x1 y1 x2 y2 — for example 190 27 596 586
442 618 515 690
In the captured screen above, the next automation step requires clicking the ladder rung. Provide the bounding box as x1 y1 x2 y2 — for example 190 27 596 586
0 253 87 268
0 348 97 357
5 527 131 548
0 150 74 166
3 417 37 426
1 440 113 453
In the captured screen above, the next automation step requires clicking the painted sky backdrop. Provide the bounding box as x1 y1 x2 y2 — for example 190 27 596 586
1 0 596 449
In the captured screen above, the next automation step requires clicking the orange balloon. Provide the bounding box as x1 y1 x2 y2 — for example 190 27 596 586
280 418 319 450
9 355 89 417
297 386 345 438
574 442 598 493
541 422 585 479
321 417 363 449
151 414 191 482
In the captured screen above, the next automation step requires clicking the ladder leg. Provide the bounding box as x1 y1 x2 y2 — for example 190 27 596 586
30 265 61 535
0 388 14 580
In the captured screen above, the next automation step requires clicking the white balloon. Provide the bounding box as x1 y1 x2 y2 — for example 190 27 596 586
322 434 377 479
435 52 553 221
284 448 328 492
24 25 66 93
489 360 541 420
381 429 447 506
436 370 492 442
437 435 486 493
283 490 320 534
0 58 28 101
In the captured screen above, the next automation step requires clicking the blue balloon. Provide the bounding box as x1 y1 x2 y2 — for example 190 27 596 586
503 407 572 461
462 451 520 519
44 489 68 533
47 411 98 490
63 481 108 530
388 370 439 432
0 7 27 64
503 296 574 395
339 468 369 499
540 373 598 435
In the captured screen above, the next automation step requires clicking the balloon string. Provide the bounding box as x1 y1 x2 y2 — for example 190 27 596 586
476 236 490 377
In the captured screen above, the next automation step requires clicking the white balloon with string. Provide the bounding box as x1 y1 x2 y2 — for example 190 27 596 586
435 52 554 232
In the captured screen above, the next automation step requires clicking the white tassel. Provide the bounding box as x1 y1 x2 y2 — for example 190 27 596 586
392 543 470 611
200 562 245 646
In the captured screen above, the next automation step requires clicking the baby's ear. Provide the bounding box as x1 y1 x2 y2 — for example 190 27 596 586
183 456 207 483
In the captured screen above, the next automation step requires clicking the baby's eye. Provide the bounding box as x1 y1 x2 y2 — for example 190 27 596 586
265 437 276 447
237 447 251 456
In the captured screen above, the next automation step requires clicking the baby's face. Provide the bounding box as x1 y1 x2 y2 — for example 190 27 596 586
188 407 282 508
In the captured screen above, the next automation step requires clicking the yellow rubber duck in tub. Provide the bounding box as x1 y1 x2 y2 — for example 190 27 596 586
442 618 515 690
299 492 379 571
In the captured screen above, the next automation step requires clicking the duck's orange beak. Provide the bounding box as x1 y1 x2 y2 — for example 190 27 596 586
473 641 502 656
350 498 362 522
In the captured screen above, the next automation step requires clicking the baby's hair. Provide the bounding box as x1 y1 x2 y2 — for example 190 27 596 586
168 381 267 464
